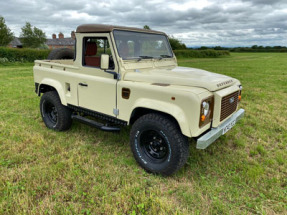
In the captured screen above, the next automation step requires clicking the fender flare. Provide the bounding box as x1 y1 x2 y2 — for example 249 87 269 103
39 78 67 105
131 98 191 137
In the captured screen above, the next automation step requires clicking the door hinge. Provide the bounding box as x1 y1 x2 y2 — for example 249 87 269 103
113 108 119 116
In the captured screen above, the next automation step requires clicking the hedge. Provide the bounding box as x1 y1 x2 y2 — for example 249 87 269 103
0 47 230 64
0 47 50 62
174 49 230 58
230 48 287 52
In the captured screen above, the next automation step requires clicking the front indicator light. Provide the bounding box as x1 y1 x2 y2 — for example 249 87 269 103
238 95 242 101
201 115 206 121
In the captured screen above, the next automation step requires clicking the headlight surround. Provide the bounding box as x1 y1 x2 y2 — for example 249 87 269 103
199 96 214 128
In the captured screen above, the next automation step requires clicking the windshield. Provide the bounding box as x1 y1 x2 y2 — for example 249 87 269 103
113 30 173 60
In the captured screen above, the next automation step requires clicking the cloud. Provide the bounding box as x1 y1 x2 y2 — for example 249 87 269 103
1 0 286 46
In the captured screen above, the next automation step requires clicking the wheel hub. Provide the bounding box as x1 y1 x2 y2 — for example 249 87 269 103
45 102 58 124
140 131 168 160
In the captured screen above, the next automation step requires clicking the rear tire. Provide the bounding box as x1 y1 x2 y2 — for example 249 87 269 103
40 91 72 131
130 113 189 176
47 48 74 60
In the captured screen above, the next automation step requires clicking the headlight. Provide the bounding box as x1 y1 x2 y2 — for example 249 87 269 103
238 85 242 102
199 96 214 128
202 101 210 116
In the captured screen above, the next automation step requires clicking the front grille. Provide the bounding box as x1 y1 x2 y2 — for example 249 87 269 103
220 91 239 121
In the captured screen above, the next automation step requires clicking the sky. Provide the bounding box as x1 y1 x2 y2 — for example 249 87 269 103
1 0 287 47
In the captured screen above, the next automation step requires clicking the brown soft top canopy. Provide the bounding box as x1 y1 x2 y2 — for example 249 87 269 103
76 24 166 35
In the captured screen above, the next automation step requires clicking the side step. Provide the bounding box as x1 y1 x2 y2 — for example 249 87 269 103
72 115 120 132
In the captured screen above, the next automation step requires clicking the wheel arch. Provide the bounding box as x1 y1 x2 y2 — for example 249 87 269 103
129 106 191 137
38 79 67 105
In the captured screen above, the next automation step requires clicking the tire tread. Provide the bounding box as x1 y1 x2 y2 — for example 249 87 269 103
40 91 72 131
130 113 189 176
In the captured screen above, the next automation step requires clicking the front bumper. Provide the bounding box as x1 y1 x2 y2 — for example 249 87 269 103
196 108 245 149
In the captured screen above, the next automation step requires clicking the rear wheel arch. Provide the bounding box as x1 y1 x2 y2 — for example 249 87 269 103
38 82 67 105
38 84 56 95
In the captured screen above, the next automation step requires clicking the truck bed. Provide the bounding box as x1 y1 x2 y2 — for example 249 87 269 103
37 59 74 65
34 60 79 73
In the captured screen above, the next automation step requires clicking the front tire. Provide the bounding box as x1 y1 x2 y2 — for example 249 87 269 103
130 113 189 176
40 91 72 131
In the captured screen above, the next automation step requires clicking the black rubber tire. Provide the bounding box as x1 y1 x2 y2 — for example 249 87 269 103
130 113 189 176
47 48 74 60
40 91 72 131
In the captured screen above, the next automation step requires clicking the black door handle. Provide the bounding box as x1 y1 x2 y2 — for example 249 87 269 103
79 83 88 87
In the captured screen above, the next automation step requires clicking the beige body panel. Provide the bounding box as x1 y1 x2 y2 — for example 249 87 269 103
123 66 236 91
34 33 120 116
34 30 242 138
117 81 213 137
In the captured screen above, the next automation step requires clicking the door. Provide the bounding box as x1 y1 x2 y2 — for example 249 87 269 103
77 35 118 117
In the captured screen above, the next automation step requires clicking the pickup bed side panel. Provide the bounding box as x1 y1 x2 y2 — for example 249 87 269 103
33 64 80 106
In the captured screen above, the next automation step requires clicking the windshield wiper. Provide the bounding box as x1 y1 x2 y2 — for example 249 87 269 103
160 55 172 58
137 56 154 61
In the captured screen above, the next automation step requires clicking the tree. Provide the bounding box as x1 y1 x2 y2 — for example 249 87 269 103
143 25 151 30
168 36 186 50
20 22 46 48
199 46 208 50
0 16 14 46
143 25 187 50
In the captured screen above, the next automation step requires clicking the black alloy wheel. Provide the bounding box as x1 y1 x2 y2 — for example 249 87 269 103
139 130 169 162
43 101 58 124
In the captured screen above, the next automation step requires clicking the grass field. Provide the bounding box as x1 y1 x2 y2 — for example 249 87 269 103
0 53 286 214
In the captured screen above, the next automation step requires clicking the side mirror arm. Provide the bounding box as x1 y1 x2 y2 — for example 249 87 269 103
104 70 120 80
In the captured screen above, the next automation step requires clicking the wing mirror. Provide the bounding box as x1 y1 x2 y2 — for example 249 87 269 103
101 54 119 80
100 54 109 70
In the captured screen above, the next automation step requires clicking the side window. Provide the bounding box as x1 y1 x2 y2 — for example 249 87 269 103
83 37 114 69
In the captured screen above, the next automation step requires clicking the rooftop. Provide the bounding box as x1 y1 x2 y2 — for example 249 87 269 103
9 37 22 48
46 38 75 46
76 24 166 35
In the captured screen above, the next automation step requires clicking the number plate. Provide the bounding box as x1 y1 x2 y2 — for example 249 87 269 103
222 120 236 135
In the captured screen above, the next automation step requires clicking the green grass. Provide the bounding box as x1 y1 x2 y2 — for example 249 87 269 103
0 53 286 214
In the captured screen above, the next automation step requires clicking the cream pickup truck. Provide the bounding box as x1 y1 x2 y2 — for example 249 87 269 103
34 24 244 176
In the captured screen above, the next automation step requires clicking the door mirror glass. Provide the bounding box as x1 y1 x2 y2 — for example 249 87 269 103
101 54 109 70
